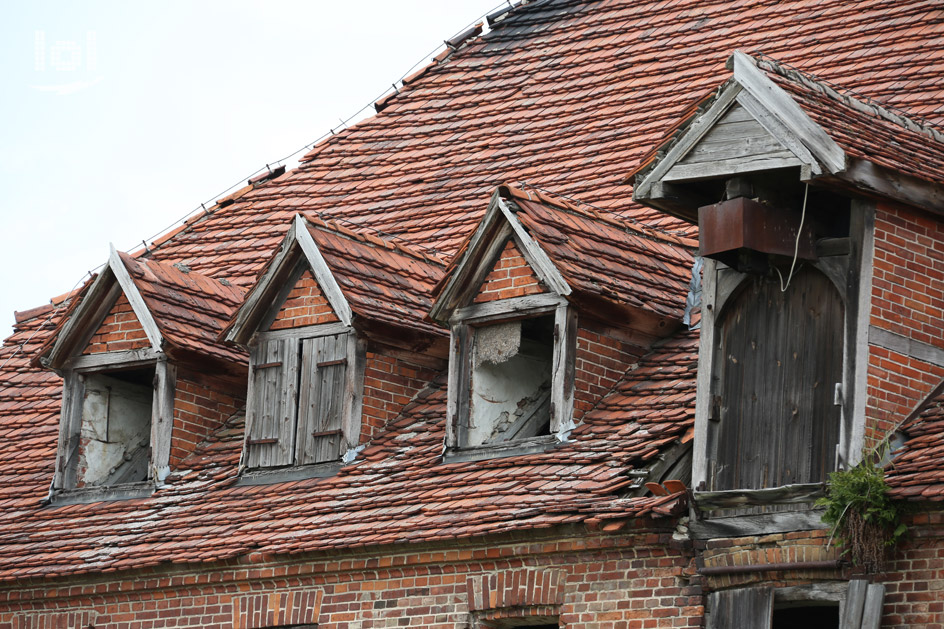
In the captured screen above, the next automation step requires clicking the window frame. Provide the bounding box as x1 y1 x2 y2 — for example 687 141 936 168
241 322 364 476
445 294 576 461
51 349 175 503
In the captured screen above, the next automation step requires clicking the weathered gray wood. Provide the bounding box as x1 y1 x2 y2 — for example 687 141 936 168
341 335 366 451
707 587 773 629
150 360 176 483
246 338 298 468
677 104 793 165
297 333 347 464
662 155 804 183
293 215 353 326
731 51 846 173
67 348 163 371
846 201 875 467
834 157 944 217
870 326 944 368
108 245 163 350
841 580 868 629
736 89 822 176
497 199 571 297
236 461 342 485
451 293 566 325
690 510 826 539
861 583 885 629
54 371 85 489
49 481 153 505
442 434 557 464
694 483 825 510
256 322 352 343
551 303 577 436
634 82 743 199
445 326 465 449
46 275 123 369
691 257 717 491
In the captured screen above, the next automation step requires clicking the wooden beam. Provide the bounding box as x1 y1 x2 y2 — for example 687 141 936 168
731 51 846 173
693 482 825 510
45 270 121 369
109 246 163 350
150 360 176 484
255 321 353 343
66 348 163 371
451 293 567 325
736 89 822 176
690 510 826 539
551 303 577 437
498 199 571 296
294 215 353 326
661 155 804 183
870 325 944 368
832 157 944 217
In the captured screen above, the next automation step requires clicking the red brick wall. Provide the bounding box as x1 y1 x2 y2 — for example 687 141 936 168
0 526 702 629
269 270 339 330
170 372 245 469
474 240 546 303
360 352 438 443
83 294 150 354
867 203 944 443
573 327 647 420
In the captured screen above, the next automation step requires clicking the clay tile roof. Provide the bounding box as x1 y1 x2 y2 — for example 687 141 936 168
754 55 944 185
502 185 696 319
118 252 247 364
302 217 447 336
886 380 944 501
0 323 696 581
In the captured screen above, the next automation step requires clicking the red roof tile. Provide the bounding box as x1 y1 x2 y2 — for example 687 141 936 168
886 380 944 500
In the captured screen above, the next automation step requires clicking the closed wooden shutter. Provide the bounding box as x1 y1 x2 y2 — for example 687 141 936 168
707 586 773 629
711 267 843 490
245 337 299 468
296 333 348 464
841 580 885 629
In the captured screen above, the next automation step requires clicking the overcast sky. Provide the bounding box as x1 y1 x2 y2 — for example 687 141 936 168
0 1 500 341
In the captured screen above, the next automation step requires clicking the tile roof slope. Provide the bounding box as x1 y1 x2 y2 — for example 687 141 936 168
503 185 696 319
301 216 446 336
118 252 248 364
886 383 944 501
0 322 696 580
754 55 944 186
143 0 944 288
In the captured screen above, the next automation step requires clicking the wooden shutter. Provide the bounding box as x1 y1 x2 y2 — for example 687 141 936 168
711 267 843 490
245 337 299 468
707 587 773 629
296 333 348 464
841 580 885 629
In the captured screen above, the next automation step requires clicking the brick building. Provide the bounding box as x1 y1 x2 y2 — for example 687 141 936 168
2 1 944 627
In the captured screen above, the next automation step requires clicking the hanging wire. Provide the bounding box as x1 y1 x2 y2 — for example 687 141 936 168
774 182 809 292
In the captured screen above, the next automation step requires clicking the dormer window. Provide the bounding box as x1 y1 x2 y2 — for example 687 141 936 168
244 326 359 469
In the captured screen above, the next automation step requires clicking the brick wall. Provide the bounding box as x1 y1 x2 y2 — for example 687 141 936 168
83 294 150 354
573 327 646 420
474 240 546 303
360 352 438 443
270 270 339 330
867 203 944 443
0 525 702 629
170 371 245 469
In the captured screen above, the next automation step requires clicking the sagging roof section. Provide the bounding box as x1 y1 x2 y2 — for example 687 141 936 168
632 51 944 220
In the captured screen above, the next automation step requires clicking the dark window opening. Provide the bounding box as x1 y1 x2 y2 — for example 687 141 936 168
467 314 554 447
77 365 154 487
772 603 839 629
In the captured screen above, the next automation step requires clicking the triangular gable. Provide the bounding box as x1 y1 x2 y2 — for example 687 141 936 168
430 188 571 324
223 215 352 346
633 51 845 205
43 246 164 369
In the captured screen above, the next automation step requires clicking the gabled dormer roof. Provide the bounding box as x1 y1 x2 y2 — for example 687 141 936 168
223 215 446 346
431 185 695 325
632 51 944 219
40 248 246 369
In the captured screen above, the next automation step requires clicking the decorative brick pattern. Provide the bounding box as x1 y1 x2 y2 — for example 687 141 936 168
82 294 150 354
270 269 339 330
466 568 565 611
233 589 323 629
574 328 647 421
867 203 944 444
360 352 438 443
171 372 244 469
473 240 546 303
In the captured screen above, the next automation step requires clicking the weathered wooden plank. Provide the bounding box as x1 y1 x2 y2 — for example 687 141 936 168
341 336 366 451
731 51 846 172
690 510 826 539
498 199 571 296
834 157 944 218
870 325 944 368
293 215 353 326
150 360 175 483
663 154 803 182
67 348 164 371
840 579 868 629
694 483 825 510
46 280 123 369
551 303 577 436
861 583 885 629
297 333 348 464
679 106 791 165
108 245 163 350
246 338 298 468
451 293 567 325
256 321 352 343
736 89 822 176
707 587 773 629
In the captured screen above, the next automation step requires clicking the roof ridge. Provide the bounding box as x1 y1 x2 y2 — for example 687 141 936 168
304 213 447 267
507 183 698 248
752 52 944 144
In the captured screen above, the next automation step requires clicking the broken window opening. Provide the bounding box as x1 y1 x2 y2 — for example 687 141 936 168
772 603 839 629
76 365 154 487
466 315 553 447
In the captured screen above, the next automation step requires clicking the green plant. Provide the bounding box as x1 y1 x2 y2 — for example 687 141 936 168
817 455 907 572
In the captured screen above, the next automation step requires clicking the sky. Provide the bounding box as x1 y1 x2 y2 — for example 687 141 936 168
0 0 501 341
